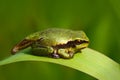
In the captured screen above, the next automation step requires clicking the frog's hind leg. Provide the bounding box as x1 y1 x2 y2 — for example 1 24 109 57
32 46 54 57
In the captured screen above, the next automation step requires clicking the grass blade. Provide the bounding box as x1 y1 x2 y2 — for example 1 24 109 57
0 48 120 80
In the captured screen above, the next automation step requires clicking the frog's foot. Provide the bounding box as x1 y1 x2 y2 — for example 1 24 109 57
51 50 60 58
52 53 60 58
57 49 74 59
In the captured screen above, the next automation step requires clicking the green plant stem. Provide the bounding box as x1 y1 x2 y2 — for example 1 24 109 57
0 48 120 80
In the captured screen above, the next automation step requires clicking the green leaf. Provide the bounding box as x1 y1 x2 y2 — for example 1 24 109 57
0 48 120 80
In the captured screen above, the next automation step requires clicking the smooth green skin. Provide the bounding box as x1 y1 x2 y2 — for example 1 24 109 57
12 28 89 59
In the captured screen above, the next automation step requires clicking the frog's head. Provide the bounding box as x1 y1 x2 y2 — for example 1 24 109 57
11 32 40 54
71 31 89 49
73 31 89 41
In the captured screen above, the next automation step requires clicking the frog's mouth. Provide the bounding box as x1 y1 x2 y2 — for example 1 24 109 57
53 40 89 49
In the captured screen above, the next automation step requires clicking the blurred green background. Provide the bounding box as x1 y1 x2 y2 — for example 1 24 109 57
0 0 120 80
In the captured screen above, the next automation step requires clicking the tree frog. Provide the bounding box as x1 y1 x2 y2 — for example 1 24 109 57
11 28 89 59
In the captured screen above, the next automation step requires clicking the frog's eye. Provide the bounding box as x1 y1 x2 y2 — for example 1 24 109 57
11 39 33 54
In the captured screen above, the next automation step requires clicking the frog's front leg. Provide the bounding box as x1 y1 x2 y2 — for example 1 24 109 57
32 46 54 57
57 48 74 59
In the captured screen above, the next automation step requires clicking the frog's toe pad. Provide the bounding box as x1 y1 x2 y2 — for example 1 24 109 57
52 53 60 58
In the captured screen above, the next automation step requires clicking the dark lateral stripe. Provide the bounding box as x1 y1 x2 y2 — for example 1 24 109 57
17 39 33 46
53 40 89 49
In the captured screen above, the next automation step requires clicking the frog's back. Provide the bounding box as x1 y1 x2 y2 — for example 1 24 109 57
39 28 87 46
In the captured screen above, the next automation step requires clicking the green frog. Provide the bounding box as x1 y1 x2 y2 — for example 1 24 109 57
11 28 89 59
